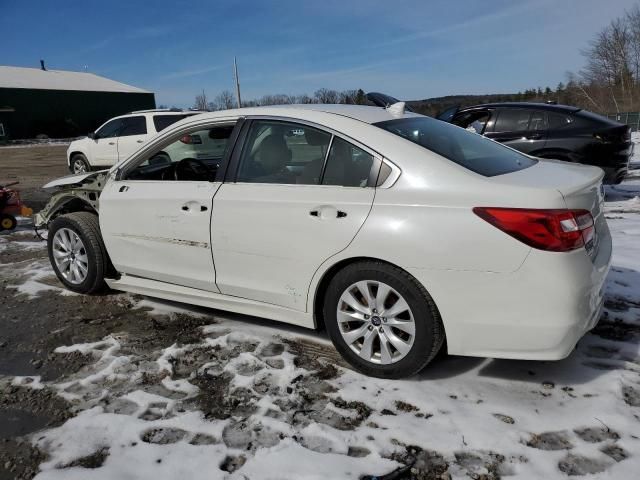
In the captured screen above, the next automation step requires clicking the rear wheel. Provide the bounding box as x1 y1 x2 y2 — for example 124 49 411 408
47 212 108 293
0 214 17 231
70 154 90 174
323 261 444 379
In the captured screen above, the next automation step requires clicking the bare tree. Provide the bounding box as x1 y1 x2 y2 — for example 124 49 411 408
214 90 236 110
314 88 340 104
193 90 208 111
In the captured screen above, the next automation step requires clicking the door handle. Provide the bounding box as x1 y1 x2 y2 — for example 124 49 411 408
309 206 347 219
109 142 115 145
119 185 129 192
181 203 208 212
527 134 543 140
136 140 144 143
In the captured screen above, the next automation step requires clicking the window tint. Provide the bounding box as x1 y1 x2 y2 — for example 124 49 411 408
237 121 331 184
548 112 574 129
528 110 547 130
126 124 235 181
119 116 147 136
494 109 532 132
95 118 122 139
375 117 537 177
454 111 490 134
153 114 192 132
323 137 374 187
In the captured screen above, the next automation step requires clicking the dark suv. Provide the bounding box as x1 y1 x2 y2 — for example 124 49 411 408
437 102 632 184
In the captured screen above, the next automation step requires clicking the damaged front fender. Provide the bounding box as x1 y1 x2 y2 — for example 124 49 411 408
34 170 110 228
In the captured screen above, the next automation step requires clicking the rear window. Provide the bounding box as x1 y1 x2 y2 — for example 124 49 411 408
153 114 193 132
374 117 537 177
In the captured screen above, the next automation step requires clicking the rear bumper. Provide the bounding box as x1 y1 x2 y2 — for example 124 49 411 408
409 222 612 360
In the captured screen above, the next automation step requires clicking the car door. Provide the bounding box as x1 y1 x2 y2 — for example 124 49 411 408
484 108 547 154
116 115 149 162
99 120 240 291
90 118 122 166
210 119 379 311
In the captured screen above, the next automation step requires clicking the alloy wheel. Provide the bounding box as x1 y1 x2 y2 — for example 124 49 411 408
337 280 415 364
73 159 87 174
52 228 89 284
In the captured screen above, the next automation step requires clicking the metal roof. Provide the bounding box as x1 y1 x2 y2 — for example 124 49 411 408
0 66 151 94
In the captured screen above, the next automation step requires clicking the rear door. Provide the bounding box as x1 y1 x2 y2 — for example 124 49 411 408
210 119 379 311
117 116 149 161
485 108 547 154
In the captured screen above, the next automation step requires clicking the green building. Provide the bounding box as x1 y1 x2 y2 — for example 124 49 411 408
0 64 155 140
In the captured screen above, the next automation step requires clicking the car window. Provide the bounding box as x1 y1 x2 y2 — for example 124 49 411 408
95 118 122 139
548 112 574 129
237 120 331 185
126 124 236 181
494 109 532 132
322 137 375 187
528 110 547 131
375 116 537 177
119 116 147 137
153 114 193 132
453 111 491 134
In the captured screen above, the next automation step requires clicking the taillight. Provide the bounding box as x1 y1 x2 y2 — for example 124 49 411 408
473 207 594 252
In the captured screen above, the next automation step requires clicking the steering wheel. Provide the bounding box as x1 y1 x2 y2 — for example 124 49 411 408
173 158 212 181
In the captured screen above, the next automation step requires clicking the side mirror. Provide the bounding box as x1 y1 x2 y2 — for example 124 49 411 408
88 131 96 140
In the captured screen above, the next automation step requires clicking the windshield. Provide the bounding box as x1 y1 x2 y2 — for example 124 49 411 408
374 117 536 176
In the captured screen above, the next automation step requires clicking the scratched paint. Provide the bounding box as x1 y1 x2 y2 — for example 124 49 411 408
114 233 209 249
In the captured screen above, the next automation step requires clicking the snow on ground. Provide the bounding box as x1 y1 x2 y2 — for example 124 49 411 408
1 172 640 479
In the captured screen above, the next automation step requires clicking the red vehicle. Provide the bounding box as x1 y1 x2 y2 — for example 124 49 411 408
0 182 32 231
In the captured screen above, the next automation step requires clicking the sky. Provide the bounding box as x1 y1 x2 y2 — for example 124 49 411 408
2 0 639 107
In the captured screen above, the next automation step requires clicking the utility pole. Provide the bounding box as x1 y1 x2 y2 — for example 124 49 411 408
234 57 242 108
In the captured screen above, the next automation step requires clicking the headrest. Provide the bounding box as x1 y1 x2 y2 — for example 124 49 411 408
304 127 329 146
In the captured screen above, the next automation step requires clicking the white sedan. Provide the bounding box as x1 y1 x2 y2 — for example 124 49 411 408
35 104 612 378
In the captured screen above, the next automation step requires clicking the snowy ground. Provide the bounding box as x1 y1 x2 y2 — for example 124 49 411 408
1 166 639 479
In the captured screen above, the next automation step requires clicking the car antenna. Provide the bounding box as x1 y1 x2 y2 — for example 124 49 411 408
386 101 406 118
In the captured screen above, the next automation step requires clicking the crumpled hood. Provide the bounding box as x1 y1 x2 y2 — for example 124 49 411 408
43 170 110 189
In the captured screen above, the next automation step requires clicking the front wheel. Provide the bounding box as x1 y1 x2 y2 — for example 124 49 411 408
47 212 109 293
70 154 91 174
324 261 445 379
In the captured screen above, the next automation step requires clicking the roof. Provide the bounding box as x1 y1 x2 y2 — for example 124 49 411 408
0 66 151 94
207 104 423 124
464 102 581 113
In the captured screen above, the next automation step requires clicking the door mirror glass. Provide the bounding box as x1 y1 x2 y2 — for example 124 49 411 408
87 131 96 139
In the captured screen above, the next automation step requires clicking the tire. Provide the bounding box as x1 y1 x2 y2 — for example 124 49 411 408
323 261 445 379
47 212 109 294
70 154 91 174
0 214 17 231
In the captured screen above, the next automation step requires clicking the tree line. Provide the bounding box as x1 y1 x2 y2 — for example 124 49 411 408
192 88 369 111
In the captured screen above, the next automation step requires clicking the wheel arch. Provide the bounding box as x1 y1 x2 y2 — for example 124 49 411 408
68 150 88 167
310 256 446 336
37 195 98 228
